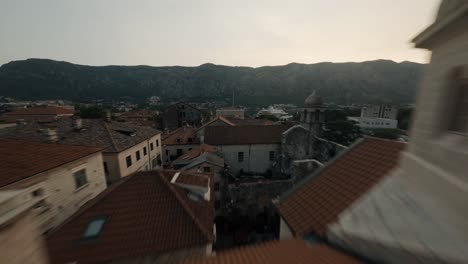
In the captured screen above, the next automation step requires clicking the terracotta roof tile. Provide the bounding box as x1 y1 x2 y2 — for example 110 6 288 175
174 172 210 187
4 106 74 116
0 139 103 188
162 126 199 145
0 119 161 152
177 144 217 161
277 137 405 237
47 170 214 264
204 125 291 145
185 239 363 264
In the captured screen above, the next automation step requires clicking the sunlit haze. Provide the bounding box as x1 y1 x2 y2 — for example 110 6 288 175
0 0 440 67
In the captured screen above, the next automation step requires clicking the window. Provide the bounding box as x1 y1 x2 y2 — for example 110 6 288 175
214 182 220 191
188 148 192 151
143 147 147 156
269 151 275 161
31 188 44 197
449 66 468 133
150 142 154 151
103 162 109 175
73 169 88 189
238 152 244 162
215 200 220 209
177 149 183 156
156 139 159 147
126 155 132 167
176 138 181 143
203 166 211 173
188 137 193 143
82 217 107 239
165 149 169 155
136 150 141 161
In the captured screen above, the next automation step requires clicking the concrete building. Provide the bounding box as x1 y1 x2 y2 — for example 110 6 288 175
360 104 398 119
0 118 162 185
215 107 245 119
162 126 200 165
162 102 203 130
47 170 214 264
204 125 290 176
0 189 50 264
347 116 398 129
0 139 107 233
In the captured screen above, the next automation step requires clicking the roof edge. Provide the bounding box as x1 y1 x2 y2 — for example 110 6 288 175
412 3 468 48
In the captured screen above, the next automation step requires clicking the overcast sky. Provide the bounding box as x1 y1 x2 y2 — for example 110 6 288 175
0 0 440 67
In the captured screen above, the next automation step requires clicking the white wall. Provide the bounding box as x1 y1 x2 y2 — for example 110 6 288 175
279 217 293 240
217 144 280 175
116 134 162 179
2 152 107 233
348 117 398 129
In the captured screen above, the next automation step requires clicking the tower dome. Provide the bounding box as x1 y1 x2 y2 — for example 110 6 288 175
304 91 323 108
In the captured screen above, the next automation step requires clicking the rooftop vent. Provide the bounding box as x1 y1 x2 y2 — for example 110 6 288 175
114 128 136 137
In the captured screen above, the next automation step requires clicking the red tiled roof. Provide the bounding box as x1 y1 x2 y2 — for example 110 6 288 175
0 139 103 188
163 126 199 145
204 124 291 145
185 239 363 264
174 172 210 187
226 117 276 126
47 170 214 264
277 137 405 237
4 106 74 116
177 144 217 161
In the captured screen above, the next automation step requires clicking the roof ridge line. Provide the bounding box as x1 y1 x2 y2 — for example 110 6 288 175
158 171 214 241
103 121 119 151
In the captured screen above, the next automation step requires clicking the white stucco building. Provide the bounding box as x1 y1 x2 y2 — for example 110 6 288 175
347 116 398 129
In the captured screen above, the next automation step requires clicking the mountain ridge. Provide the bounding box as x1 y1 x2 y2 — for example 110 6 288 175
0 58 425 106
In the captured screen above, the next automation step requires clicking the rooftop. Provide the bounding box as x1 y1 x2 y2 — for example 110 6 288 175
162 126 199 145
186 239 363 264
176 144 217 161
277 137 405 237
3 105 74 116
204 124 291 145
47 170 214 264
0 118 161 152
0 139 103 188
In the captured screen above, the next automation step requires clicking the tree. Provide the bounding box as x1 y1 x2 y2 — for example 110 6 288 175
323 120 362 146
75 105 105 119
257 114 279 122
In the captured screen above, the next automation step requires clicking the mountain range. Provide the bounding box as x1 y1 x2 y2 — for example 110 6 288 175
0 58 424 106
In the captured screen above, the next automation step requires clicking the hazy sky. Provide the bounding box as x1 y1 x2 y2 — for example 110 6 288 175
0 0 440 67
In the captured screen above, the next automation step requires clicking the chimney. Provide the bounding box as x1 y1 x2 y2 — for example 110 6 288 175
73 116 82 130
16 119 26 126
41 125 58 142
104 110 112 122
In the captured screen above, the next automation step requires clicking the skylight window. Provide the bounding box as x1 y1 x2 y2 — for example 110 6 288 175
82 217 107 239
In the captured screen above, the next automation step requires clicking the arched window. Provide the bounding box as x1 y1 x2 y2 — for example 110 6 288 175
449 66 468 134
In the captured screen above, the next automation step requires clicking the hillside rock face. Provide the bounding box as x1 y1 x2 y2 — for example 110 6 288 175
0 58 424 105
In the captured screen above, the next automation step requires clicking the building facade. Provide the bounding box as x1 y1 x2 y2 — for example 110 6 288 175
347 116 398 129
361 104 398 119
162 102 203 130
0 139 107 233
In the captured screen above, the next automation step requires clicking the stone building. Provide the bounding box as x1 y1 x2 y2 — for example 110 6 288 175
0 189 50 264
0 118 162 185
0 139 107 233
278 92 346 177
162 102 203 130
161 126 200 166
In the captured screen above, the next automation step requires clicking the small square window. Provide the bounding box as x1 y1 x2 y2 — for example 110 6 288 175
73 169 88 189
32 188 44 197
238 152 244 162
143 147 147 156
150 143 154 151
126 155 132 168
177 149 183 156
136 151 141 161
156 140 159 147
82 217 107 239
176 138 181 143
188 137 193 143
269 151 275 161
214 182 220 191
215 200 220 209
204 166 211 173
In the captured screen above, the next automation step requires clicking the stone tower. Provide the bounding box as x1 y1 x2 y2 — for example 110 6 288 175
300 91 325 137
